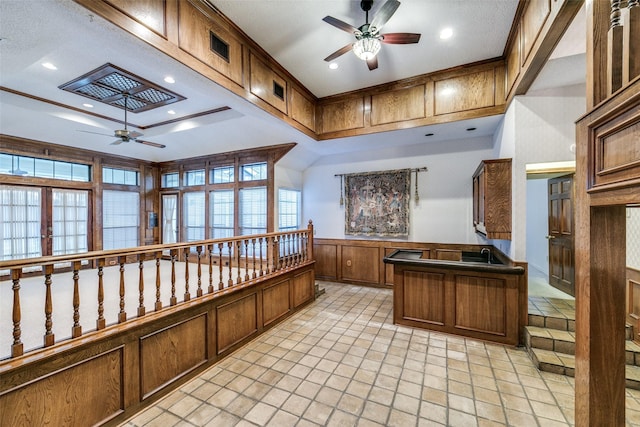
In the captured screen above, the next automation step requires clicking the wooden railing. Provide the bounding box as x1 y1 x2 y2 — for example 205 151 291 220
1 221 314 361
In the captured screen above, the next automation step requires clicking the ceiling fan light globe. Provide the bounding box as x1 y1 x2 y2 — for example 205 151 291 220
353 37 381 61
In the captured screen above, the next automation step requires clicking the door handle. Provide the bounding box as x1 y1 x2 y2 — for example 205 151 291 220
546 235 556 239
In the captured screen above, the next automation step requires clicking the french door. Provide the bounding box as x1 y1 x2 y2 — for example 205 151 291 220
0 185 89 261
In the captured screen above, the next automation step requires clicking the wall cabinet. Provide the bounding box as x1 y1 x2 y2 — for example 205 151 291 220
473 158 512 240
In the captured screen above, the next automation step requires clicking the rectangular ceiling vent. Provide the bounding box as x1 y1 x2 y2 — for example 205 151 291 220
59 63 186 113
210 31 230 62
273 81 284 101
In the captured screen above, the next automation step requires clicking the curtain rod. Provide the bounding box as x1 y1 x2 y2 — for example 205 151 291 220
334 167 428 177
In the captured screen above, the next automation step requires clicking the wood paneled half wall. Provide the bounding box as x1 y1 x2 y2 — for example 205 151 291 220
0 265 315 427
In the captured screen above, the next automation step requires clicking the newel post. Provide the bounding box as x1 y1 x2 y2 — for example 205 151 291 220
307 220 314 262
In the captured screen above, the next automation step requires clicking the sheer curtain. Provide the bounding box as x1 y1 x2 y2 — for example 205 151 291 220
52 189 88 255
162 195 177 244
0 185 42 261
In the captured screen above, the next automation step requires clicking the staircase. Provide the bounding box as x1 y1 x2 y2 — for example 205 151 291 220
525 296 640 389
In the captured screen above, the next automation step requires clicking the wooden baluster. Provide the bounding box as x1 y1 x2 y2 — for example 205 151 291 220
118 256 126 323
97 259 106 330
218 242 225 289
608 0 624 94
138 255 145 317
624 0 640 83
288 233 293 267
208 244 214 293
227 241 234 286
236 240 243 283
11 268 23 358
244 239 250 281
196 245 203 297
273 236 280 272
155 252 162 311
43 264 54 347
259 237 264 276
293 233 299 265
184 250 191 302
252 238 257 279
72 261 82 338
170 249 177 306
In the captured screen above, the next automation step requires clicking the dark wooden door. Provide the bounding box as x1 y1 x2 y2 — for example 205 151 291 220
548 174 575 296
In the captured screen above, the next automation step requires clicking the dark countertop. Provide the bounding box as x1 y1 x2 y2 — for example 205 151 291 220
383 249 525 275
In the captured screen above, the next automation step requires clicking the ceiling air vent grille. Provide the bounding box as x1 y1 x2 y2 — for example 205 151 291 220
59 63 186 113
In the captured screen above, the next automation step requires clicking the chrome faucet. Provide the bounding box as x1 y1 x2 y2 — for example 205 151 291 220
481 247 491 263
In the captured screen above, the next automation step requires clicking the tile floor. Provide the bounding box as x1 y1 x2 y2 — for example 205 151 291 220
121 282 640 426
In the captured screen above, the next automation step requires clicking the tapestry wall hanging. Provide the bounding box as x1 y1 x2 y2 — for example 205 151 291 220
344 169 410 236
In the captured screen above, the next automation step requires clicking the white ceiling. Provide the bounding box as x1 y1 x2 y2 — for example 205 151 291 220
0 0 584 170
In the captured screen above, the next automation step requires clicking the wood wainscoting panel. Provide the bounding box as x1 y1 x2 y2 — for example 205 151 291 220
263 279 291 326
370 85 426 126
627 268 640 342
105 0 167 37
216 293 258 354
140 314 208 399
434 69 495 116
506 23 521 98
0 348 124 426
435 249 462 261
250 53 288 114
589 93 640 192
521 0 551 65
454 275 506 336
314 243 338 280
292 270 314 308
402 271 445 325
341 245 379 284
319 97 365 134
177 0 244 86
290 87 316 131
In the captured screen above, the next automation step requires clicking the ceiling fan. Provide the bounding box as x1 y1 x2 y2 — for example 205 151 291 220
323 0 421 71
79 93 166 148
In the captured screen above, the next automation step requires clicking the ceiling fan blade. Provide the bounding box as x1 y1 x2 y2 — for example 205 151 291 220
135 139 166 149
381 33 421 44
110 139 124 145
370 0 400 32
367 56 378 71
322 16 358 34
324 43 354 62
78 130 116 138
128 131 143 139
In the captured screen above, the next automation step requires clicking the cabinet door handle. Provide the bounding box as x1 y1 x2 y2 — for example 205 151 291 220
546 235 556 239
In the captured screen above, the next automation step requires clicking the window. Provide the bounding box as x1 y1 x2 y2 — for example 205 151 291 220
278 189 301 231
103 190 140 250
161 172 179 188
210 166 234 184
103 167 139 185
0 153 90 182
184 192 205 242
185 169 205 186
0 185 42 260
239 187 266 235
52 189 88 256
240 162 267 181
210 190 234 239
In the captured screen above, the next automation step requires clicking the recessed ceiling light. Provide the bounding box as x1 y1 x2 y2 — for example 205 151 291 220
466 127 477 131
440 28 453 40
164 76 175 84
42 62 57 70
83 103 94 108
425 133 434 137
329 62 339 70
167 110 176 115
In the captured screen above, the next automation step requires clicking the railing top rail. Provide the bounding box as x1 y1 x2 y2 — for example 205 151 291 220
0 227 310 271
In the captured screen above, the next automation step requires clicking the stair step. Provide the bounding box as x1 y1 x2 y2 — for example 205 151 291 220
525 326 640 366
527 312 634 340
529 348 640 390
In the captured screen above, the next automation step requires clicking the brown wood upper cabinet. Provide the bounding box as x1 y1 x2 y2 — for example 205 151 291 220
473 158 512 240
